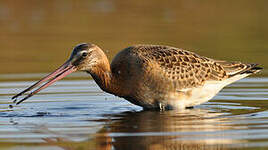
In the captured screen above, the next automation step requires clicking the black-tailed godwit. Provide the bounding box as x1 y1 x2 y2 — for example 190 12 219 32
12 43 262 110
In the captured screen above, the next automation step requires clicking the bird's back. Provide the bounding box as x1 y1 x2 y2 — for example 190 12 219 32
110 45 262 110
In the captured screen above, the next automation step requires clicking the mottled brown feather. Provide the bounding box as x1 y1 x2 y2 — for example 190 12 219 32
108 44 261 109
127 45 229 90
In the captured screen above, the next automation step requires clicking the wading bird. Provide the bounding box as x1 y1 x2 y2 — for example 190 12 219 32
12 43 262 110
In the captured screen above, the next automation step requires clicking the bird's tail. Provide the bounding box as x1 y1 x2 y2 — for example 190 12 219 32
215 60 263 77
210 61 263 89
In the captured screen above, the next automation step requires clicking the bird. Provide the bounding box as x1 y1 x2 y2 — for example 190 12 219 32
12 43 262 110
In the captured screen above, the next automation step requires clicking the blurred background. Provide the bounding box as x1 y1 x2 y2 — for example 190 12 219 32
0 0 267 75
1 1 268 149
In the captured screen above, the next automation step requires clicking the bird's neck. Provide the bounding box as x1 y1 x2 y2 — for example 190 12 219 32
87 60 122 96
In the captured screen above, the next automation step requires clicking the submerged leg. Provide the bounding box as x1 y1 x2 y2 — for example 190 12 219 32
186 106 194 109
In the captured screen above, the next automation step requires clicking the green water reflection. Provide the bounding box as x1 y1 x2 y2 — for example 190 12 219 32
0 0 267 75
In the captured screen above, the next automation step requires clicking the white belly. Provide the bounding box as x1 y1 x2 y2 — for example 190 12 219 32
169 73 249 109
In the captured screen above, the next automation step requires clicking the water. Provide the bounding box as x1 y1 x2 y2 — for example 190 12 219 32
0 74 268 150
1 1 268 149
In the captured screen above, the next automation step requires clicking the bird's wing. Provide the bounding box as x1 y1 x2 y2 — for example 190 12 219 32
212 60 262 76
134 45 229 90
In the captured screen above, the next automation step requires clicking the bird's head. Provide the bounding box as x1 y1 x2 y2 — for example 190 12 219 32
12 43 108 105
68 43 106 71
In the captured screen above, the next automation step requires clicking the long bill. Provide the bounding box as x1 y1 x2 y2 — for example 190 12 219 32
12 61 77 105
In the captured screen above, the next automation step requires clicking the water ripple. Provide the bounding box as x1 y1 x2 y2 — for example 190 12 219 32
0 77 267 149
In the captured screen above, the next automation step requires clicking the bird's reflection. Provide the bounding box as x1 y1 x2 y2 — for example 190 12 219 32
94 108 243 150
39 99 268 150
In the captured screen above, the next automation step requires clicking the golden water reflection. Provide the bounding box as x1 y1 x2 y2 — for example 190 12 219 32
91 109 244 150
0 0 267 75
2 96 268 150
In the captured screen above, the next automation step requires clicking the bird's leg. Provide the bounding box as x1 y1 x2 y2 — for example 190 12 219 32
159 102 165 111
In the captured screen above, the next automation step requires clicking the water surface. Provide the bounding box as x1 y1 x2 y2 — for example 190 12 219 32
0 1 268 150
0 74 268 150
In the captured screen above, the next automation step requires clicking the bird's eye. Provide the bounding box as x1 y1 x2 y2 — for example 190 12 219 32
81 52 88 57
